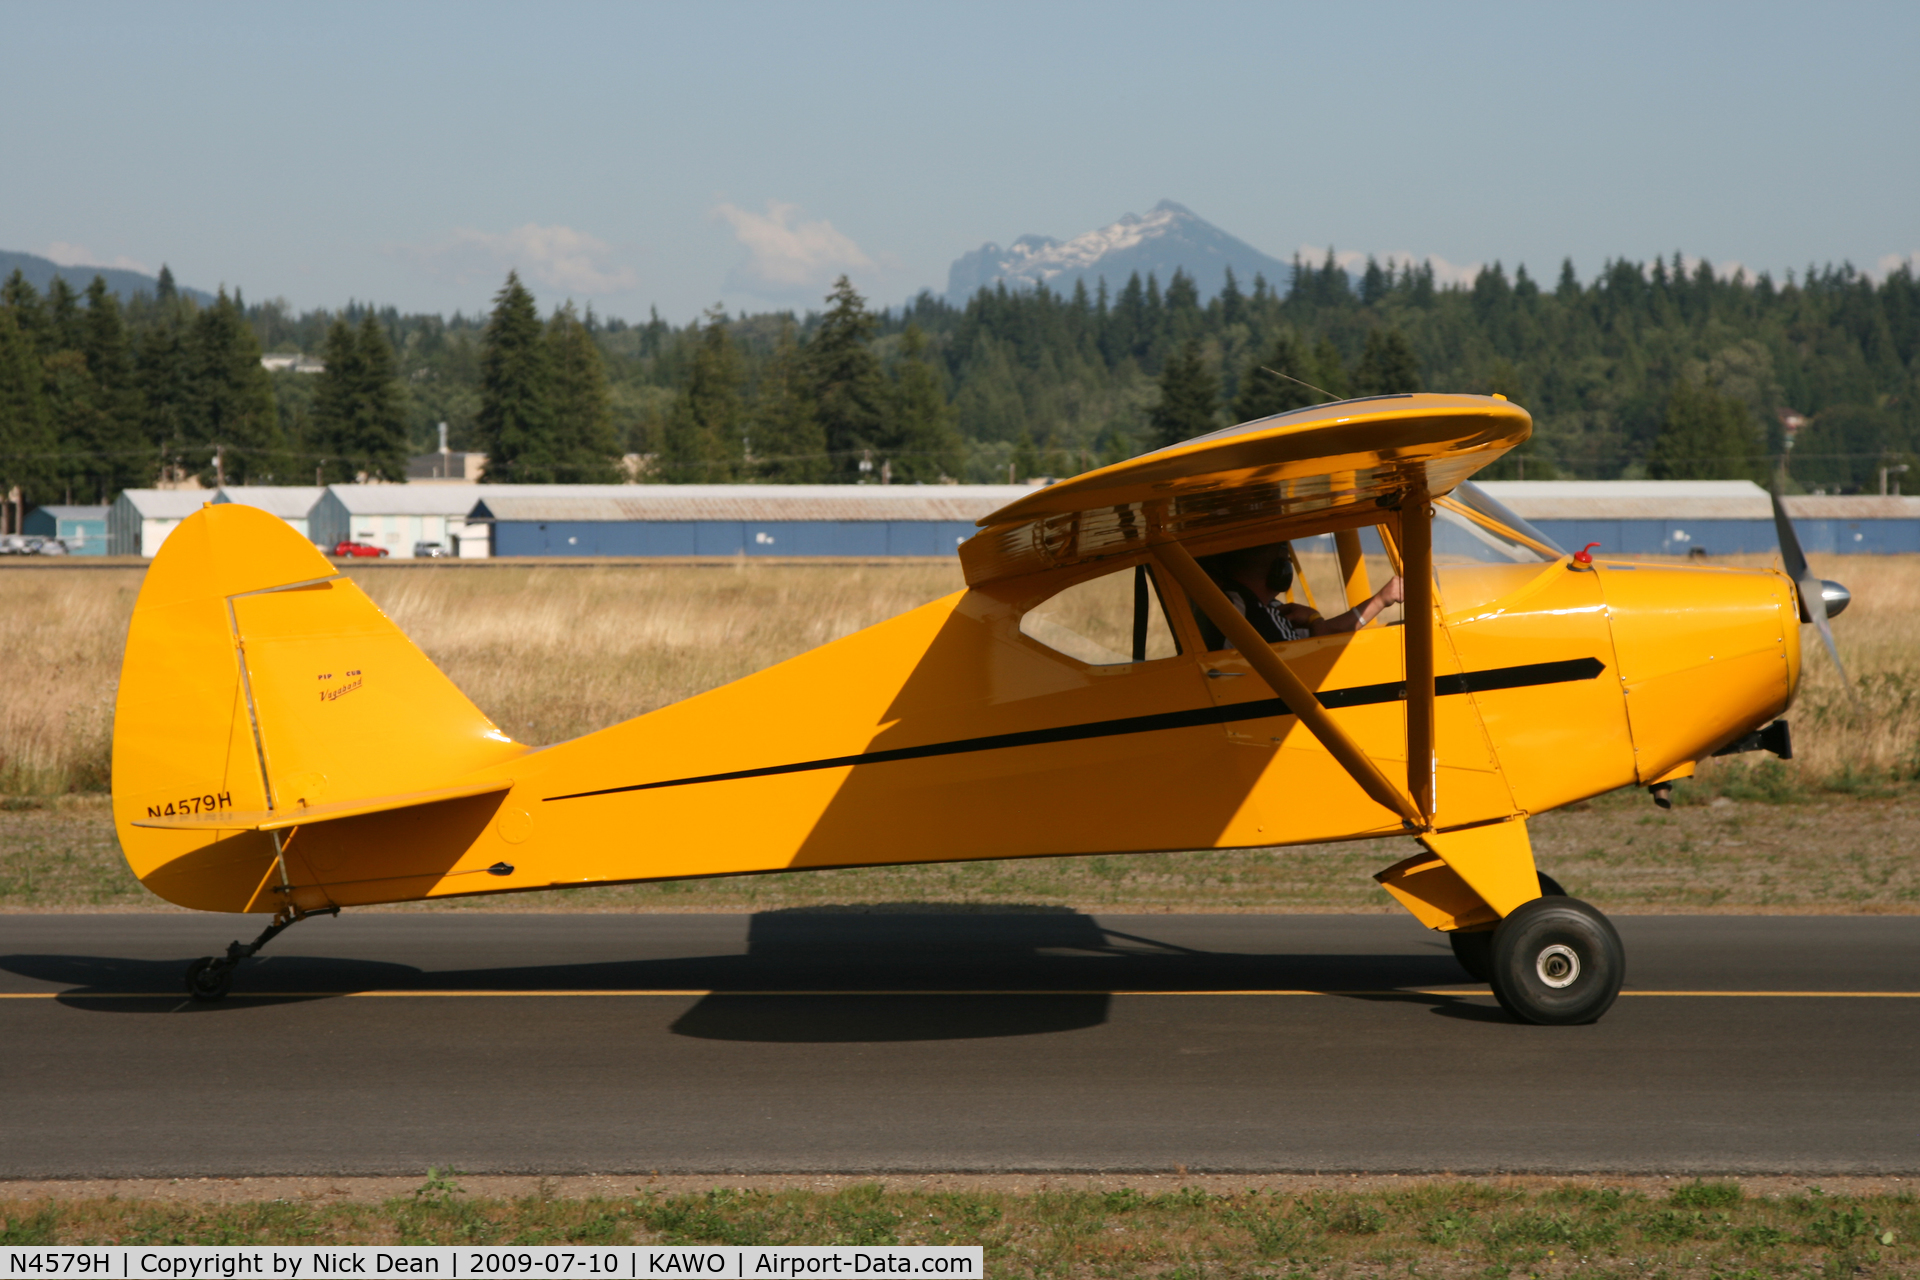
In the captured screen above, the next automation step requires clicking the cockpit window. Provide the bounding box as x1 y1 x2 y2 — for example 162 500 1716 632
1021 564 1180 665
1443 482 1564 557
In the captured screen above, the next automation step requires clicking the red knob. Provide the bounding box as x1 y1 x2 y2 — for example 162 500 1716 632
1573 542 1600 565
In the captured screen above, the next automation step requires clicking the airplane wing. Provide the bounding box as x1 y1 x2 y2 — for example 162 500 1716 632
961 392 1530 584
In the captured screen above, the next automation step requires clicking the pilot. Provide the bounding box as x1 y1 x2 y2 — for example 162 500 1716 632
1196 540 1404 650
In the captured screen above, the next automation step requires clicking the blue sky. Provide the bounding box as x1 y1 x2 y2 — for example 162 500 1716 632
6 0 1915 323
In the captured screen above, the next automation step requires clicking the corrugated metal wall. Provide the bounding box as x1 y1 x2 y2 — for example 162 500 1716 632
492 519 981 557
1527 518 1920 556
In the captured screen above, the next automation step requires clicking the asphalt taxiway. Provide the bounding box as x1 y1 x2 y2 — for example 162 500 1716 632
1 912 1914 1177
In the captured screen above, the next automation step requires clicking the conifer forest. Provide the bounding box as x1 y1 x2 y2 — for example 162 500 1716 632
2 250 1916 507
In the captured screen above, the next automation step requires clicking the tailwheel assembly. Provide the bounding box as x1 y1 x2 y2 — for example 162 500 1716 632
183 904 338 1001
1447 872 1568 982
1487 895 1624 1025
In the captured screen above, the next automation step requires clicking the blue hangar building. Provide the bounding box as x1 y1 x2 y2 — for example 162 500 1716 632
469 485 1033 558
1478 481 1920 557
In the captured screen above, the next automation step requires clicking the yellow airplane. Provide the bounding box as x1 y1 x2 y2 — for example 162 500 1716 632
112 393 1841 1024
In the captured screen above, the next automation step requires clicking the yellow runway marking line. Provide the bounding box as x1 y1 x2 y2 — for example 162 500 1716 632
5 989 1920 999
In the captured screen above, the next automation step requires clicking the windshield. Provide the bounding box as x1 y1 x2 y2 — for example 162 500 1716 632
1444 482 1564 556
1432 484 1557 566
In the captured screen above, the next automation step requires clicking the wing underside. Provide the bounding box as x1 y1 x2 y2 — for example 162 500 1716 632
961 393 1532 584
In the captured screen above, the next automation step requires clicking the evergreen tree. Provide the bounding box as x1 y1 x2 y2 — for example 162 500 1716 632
1310 337 1349 399
545 304 620 482
1232 331 1319 422
1 272 49 356
1647 379 1761 480
1146 338 1218 449
1010 431 1042 482
77 278 145 498
0 308 57 507
46 277 84 353
806 277 886 480
312 315 410 482
312 318 366 480
1360 256 1389 305
1218 267 1246 328
186 290 280 484
42 349 96 501
1351 328 1422 395
748 322 827 482
660 307 743 482
136 293 192 480
1786 404 1908 492
885 324 962 482
476 272 554 482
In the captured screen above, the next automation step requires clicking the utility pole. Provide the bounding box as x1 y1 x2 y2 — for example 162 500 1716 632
214 444 226 489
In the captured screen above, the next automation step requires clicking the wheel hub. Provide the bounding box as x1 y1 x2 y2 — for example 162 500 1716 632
1535 943 1580 988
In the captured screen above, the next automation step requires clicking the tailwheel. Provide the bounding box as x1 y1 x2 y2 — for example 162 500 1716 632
1488 896 1624 1025
1448 872 1568 983
184 956 234 1002
180 904 337 1001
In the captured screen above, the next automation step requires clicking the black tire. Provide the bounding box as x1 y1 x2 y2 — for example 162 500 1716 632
1449 928 1494 982
1488 896 1624 1025
185 957 232 1002
1449 873 1566 982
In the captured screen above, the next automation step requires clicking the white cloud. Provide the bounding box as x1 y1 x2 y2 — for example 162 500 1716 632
44 242 150 273
715 200 875 296
406 223 638 296
1876 252 1919 280
1294 245 1483 287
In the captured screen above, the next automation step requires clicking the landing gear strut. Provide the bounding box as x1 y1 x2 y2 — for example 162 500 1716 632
1448 872 1567 982
184 904 338 1001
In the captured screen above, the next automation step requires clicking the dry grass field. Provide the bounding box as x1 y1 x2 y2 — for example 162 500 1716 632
1 554 1915 913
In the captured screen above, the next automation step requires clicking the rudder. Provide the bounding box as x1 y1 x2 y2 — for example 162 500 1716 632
112 503 524 911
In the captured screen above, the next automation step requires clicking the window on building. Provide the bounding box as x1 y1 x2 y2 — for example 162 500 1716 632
1020 564 1179 665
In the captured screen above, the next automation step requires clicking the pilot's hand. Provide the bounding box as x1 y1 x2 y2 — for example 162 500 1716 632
1349 576 1404 628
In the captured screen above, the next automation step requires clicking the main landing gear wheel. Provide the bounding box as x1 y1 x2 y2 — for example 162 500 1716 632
1488 896 1624 1025
1448 872 1568 982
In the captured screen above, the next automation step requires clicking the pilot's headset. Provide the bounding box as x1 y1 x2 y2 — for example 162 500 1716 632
1264 542 1295 596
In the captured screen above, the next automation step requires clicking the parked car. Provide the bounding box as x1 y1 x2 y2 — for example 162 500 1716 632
413 541 448 558
0 534 64 555
333 540 389 558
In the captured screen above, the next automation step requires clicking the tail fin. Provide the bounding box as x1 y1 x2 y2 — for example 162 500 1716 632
112 503 524 911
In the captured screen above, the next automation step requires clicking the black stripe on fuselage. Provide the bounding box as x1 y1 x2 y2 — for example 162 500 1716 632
542 656 1606 803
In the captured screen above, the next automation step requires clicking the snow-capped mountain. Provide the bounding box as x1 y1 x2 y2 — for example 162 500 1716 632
945 201 1293 304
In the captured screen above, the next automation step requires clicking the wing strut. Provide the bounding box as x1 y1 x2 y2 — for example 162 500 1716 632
1400 492 1436 821
1150 540 1425 829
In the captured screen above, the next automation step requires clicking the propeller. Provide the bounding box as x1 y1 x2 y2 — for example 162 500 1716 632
1770 481 1861 710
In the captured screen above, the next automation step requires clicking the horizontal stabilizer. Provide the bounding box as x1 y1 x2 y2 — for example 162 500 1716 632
132 779 513 832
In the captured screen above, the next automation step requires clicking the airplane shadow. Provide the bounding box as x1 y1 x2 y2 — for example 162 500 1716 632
0 905 1490 1038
